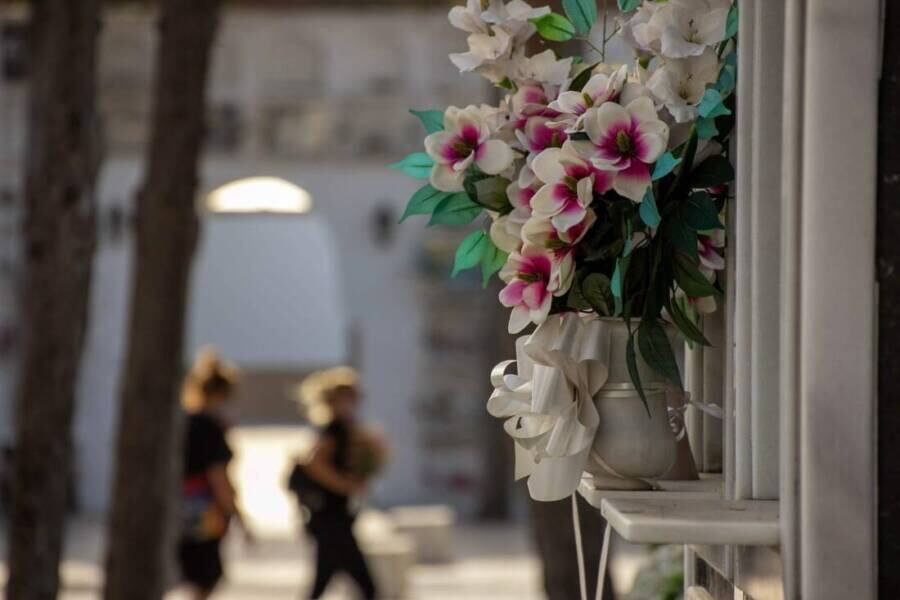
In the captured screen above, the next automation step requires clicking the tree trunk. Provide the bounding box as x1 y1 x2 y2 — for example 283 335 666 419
103 1 222 598
5 2 101 599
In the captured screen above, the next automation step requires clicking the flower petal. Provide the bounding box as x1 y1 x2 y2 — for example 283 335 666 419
530 183 569 218
430 164 466 192
626 96 660 125
531 147 566 183
634 121 669 163
508 305 532 333
476 139 514 174
424 131 456 165
613 161 651 202
551 203 588 233
585 102 630 145
500 279 528 307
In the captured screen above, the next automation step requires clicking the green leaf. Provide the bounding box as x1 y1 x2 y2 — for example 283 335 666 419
531 13 576 41
625 333 649 415
690 156 735 189
465 175 513 213
652 152 681 181
668 216 699 261
409 109 444 134
669 297 711 346
638 318 683 388
452 230 489 277
567 274 592 310
428 193 482 227
617 0 642 11
569 62 599 92
696 116 719 140
725 4 739 39
683 191 721 230
639 188 661 228
481 240 508 287
674 253 721 297
400 184 451 222
390 152 433 179
582 273 614 316
698 89 731 119
563 0 597 35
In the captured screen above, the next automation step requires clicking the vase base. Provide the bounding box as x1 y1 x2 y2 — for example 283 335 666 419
587 473 654 491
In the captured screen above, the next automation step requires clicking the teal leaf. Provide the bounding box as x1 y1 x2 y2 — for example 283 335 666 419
652 152 682 181
452 230 488 277
674 253 721 297
725 4 739 39
531 13 576 41
639 188 661 228
563 0 597 35
625 333 649 414
697 116 719 140
390 152 433 179
716 62 737 95
400 184 451 222
637 318 683 388
698 89 731 119
690 156 735 189
611 261 623 298
428 193 482 226
409 109 444 134
669 296 711 346
581 273 614 316
683 191 721 230
481 240 508 287
617 0 642 11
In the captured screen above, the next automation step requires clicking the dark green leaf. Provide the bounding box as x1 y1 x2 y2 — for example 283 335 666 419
400 184 451 222
469 175 513 213
674 253 721 297
639 188 661 228
683 191 721 230
652 152 682 181
563 0 597 35
569 131 590 141
481 240 508 287
567 274 592 310
582 273 614 316
428 193 482 226
531 13 576 41
637 318 683 388
390 152 433 179
452 230 488 277
667 215 699 261
669 297 711 346
569 62 599 92
625 333 649 415
409 109 444 134
690 156 735 189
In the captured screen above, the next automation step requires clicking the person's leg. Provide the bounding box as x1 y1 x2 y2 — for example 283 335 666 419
333 519 376 600
308 522 339 599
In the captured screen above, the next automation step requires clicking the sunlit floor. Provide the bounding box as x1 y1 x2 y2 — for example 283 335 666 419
0 426 653 599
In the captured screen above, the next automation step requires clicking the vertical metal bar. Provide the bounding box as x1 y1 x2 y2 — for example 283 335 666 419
732 0 756 501
779 0 806 597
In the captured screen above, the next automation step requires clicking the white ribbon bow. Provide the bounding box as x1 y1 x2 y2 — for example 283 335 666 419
487 313 619 501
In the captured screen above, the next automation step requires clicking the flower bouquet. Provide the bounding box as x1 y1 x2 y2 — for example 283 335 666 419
394 0 736 499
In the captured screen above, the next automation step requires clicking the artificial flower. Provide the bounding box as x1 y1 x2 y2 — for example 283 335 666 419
513 49 573 88
578 96 669 202
549 65 628 128
647 48 721 122
499 246 567 333
425 106 515 192
521 211 596 288
654 0 731 58
530 141 613 232
516 115 567 153
698 228 725 271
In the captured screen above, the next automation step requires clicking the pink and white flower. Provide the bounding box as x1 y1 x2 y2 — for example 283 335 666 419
516 115 567 153
489 168 539 253
499 247 567 333
530 141 614 232
549 65 628 128
425 106 515 192
522 211 596 289
578 97 669 202
698 228 725 271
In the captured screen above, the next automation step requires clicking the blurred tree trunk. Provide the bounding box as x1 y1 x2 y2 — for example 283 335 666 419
6 2 101 599
103 1 222 598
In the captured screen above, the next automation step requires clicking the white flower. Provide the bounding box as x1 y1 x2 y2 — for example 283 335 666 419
482 0 551 35
424 106 515 192
654 0 731 58
550 65 628 129
489 171 537 253
513 49 573 88
619 2 665 55
449 26 514 78
576 97 670 202
647 48 721 122
449 0 491 34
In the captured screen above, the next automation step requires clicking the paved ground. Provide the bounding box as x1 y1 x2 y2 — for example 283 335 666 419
0 427 652 599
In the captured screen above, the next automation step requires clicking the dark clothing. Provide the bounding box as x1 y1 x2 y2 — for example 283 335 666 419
177 538 223 590
318 420 351 514
178 412 233 589
307 513 376 600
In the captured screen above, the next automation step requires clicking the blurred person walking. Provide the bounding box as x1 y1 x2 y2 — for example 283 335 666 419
289 367 385 600
177 349 253 599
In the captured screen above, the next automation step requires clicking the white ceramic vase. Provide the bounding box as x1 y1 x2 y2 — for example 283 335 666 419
583 318 678 490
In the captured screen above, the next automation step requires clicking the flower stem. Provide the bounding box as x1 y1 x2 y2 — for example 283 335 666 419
601 0 608 61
